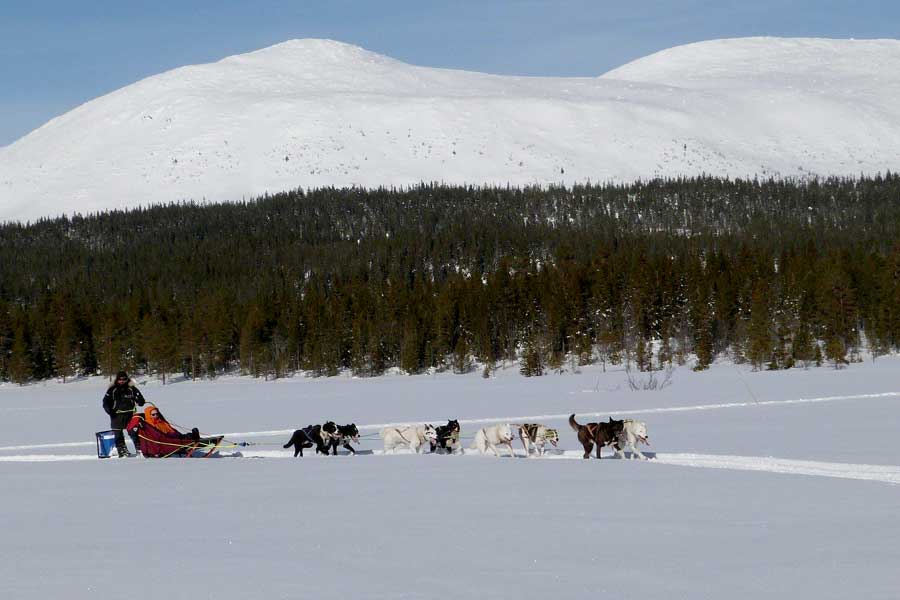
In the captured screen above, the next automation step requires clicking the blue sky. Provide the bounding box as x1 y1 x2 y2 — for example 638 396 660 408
1 0 898 146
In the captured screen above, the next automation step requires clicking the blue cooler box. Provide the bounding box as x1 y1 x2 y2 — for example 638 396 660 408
96 430 118 458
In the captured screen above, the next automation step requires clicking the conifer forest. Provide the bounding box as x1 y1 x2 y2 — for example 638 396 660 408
2 175 899 383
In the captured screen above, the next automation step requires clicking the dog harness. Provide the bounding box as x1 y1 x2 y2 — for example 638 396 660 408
388 426 416 445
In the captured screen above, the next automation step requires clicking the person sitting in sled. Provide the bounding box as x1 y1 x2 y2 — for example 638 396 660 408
126 406 202 457
142 406 199 438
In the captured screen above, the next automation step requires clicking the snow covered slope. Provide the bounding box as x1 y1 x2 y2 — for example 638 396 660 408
2 37 900 223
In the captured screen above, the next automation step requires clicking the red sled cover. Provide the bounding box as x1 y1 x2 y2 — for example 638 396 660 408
126 416 197 458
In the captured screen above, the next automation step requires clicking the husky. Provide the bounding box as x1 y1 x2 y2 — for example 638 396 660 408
471 423 516 457
380 424 437 454
515 423 559 457
329 423 361 455
612 419 650 460
568 414 624 459
283 422 339 457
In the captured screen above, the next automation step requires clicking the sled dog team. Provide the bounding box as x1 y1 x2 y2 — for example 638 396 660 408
283 415 650 459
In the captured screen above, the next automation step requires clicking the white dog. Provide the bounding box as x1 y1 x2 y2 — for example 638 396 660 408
471 423 516 457
514 423 559 457
613 419 650 460
380 424 437 454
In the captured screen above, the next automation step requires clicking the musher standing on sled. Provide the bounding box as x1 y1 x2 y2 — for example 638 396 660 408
102 370 146 457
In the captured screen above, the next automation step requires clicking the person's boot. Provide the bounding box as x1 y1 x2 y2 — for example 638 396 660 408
128 432 142 456
116 442 134 458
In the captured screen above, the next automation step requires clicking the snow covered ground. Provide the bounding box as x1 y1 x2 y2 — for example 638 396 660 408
2 358 899 599
3 37 900 223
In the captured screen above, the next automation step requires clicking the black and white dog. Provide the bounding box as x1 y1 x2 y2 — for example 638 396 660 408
283 421 339 457
431 419 461 454
329 423 361 455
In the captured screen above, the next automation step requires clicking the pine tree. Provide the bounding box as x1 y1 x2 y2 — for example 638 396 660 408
9 325 31 384
54 316 77 382
519 331 544 377
94 317 122 380
140 313 176 384
691 284 714 371
400 319 422 375
634 337 651 372
239 305 265 377
746 281 772 370
824 336 848 368
452 335 472 374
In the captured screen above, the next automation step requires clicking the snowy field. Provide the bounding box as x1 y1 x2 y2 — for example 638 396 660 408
2 358 899 599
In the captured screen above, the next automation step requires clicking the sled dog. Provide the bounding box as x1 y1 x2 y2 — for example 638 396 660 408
472 423 516 457
515 423 559 457
330 423 361 455
283 422 339 457
380 424 437 454
568 414 624 459
432 420 461 454
612 419 650 460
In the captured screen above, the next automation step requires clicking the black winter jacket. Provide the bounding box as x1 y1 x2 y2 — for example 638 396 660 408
102 381 146 416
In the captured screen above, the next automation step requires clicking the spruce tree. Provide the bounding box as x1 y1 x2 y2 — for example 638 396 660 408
8 325 31 384
53 316 77 382
746 281 772 370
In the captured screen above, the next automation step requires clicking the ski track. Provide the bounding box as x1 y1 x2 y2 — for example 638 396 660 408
3 390 897 452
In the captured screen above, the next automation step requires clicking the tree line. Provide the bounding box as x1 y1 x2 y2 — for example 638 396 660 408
1 175 899 384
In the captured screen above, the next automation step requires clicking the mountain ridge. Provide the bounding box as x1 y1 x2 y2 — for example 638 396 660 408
2 36 899 223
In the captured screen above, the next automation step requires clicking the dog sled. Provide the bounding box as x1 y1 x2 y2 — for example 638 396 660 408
96 405 226 458
95 426 224 458
129 419 224 458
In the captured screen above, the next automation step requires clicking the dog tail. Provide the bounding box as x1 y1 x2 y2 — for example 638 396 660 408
568 414 582 432
282 431 297 449
470 429 487 453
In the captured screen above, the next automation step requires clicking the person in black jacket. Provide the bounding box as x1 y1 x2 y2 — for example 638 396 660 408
102 370 146 457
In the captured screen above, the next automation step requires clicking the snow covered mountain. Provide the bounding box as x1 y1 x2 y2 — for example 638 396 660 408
2 37 899 223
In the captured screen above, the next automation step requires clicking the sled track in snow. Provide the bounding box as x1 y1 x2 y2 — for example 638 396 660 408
1 447 898 485
648 453 900 485
2 390 900 485
3 390 897 453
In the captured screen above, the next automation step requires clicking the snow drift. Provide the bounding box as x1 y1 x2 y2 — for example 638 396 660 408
2 37 899 223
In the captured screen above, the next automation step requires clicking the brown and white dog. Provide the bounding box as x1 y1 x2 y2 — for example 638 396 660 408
515 423 559 457
471 423 516 457
568 414 624 459
612 419 650 460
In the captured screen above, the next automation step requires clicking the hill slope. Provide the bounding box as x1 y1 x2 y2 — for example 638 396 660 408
2 37 899 223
